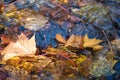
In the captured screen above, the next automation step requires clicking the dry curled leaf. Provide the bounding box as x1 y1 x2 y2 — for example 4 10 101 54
56 34 66 43
1 33 36 60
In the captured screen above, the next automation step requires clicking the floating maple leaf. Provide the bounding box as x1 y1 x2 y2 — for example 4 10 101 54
83 35 103 50
56 34 66 43
1 33 36 60
65 34 83 49
65 34 103 50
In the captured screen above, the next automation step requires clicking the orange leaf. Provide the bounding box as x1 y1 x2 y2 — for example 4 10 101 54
56 34 66 44
0 4 4 14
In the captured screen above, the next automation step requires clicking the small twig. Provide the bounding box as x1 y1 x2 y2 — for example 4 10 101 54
102 30 114 54
51 1 70 14
38 61 53 73
56 52 77 68
91 24 114 55
102 30 114 74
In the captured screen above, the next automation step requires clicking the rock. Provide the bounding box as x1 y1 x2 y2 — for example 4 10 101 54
35 21 69 49
113 61 120 72
90 57 113 77
72 3 114 32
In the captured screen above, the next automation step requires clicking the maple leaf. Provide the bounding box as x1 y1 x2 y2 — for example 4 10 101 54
83 35 103 50
65 34 103 50
1 33 36 60
56 34 66 43
65 34 83 49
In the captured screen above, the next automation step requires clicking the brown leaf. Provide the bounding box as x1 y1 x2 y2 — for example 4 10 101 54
0 70 7 80
75 55 91 77
56 34 66 43
1 27 19 44
0 4 4 14
79 58 91 77
1 34 11 44
1 33 37 60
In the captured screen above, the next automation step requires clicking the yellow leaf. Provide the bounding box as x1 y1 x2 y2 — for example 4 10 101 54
63 0 68 3
59 0 68 4
6 56 21 67
83 35 103 50
5 11 16 17
75 55 87 64
56 34 66 43
93 45 103 51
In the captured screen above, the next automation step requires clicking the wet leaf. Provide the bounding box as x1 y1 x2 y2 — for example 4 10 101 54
5 10 16 17
56 34 66 43
1 33 36 60
75 55 87 65
6 56 21 67
79 58 91 77
75 55 91 77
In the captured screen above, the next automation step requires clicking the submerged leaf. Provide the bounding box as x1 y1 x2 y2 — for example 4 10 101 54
75 55 91 77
